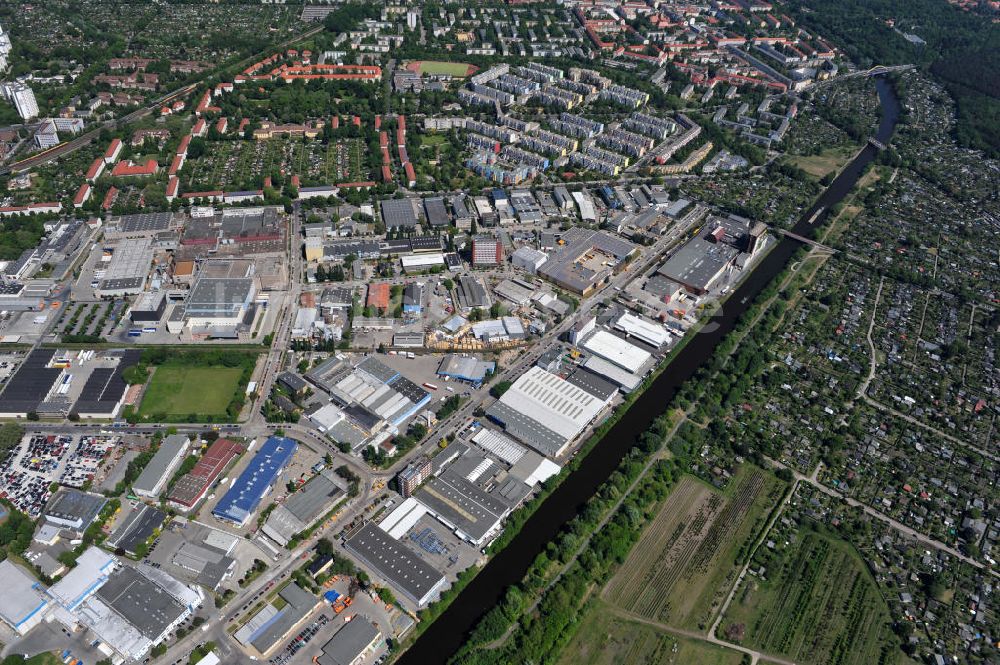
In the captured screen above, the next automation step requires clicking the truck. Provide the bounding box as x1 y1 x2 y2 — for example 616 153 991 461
422 382 438 391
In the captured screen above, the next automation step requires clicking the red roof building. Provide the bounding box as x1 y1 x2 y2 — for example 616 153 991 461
176 134 192 156
102 186 119 210
73 183 92 208
366 283 390 310
86 158 106 182
168 154 184 176
165 177 179 201
167 438 244 510
112 159 158 178
104 138 123 164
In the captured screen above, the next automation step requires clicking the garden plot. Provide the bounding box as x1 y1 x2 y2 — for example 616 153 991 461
603 467 785 630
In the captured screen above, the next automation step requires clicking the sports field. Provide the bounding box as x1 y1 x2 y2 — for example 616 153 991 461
721 528 898 665
603 467 786 631
556 601 745 665
407 60 477 77
138 366 244 419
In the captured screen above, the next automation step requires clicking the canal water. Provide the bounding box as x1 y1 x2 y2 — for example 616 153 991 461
399 77 900 665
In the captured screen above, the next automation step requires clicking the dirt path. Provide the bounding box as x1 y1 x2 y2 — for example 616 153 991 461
610 606 800 665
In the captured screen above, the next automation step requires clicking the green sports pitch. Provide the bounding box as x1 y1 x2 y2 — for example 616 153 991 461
408 60 477 77
137 366 244 420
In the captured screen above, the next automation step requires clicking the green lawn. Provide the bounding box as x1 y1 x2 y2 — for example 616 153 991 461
138 366 244 420
556 601 746 665
416 60 474 77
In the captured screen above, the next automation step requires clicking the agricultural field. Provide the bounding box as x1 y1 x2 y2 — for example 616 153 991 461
556 601 746 665
137 366 244 420
182 137 368 192
407 60 477 77
603 467 786 631
720 525 898 665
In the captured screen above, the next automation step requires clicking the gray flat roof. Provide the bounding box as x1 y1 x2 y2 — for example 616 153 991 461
485 400 566 458
250 582 317 654
380 198 420 228
565 367 618 401
187 277 255 308
345 523 445 605
317 617 381 665
107 504 165 554
45 489 106 528
656 237 738 291
96 566 186 640
132 434 188 495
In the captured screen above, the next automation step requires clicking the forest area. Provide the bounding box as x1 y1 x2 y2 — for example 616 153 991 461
788 0 1000 157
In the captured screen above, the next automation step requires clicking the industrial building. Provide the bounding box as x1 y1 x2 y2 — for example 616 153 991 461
511 246 548 274
656 236 739 295
411 448 530 546
44 488 106 531
168 437 243 511
381 198 421 229
344 522 446 607
316 616 383 665
325 357 432 429
613 312 671 348
436 354 496 386
212 436 297 526
129 290 167 323
234 582 319 656
485 366 612 458
64 560 201 662
423 197 450 228
96 237 153 297
106 503 165 556
132 433 190 498
0 559 49 635
580 329 653 374
537 228 638 296
183 274 258 332
262 470 345 546
47 547 117 611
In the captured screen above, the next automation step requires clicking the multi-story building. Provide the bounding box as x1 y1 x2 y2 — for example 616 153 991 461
471 235 504 267
1 82 38 120
396 457 432 497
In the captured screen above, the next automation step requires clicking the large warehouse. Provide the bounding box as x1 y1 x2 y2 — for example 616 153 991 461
95 237 154 297
132 433 190 498
168 437 243 511
537 228 637 296
345 522 446 607
262 470 345 546
212 436 297 526
0 559 49 635
656 236 739 295
485 366 613 458
580 329 653 374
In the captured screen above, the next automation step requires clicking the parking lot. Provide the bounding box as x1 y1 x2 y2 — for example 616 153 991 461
0 432 122 517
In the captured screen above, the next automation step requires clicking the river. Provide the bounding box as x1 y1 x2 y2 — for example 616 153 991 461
398 77 900 665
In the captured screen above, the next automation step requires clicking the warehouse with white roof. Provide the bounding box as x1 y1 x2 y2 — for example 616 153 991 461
580 329 652 374
486 366 612 457
0 559 50 635
613 312 671 348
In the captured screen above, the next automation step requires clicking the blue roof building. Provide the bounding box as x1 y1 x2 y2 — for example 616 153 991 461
212 436 297 526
